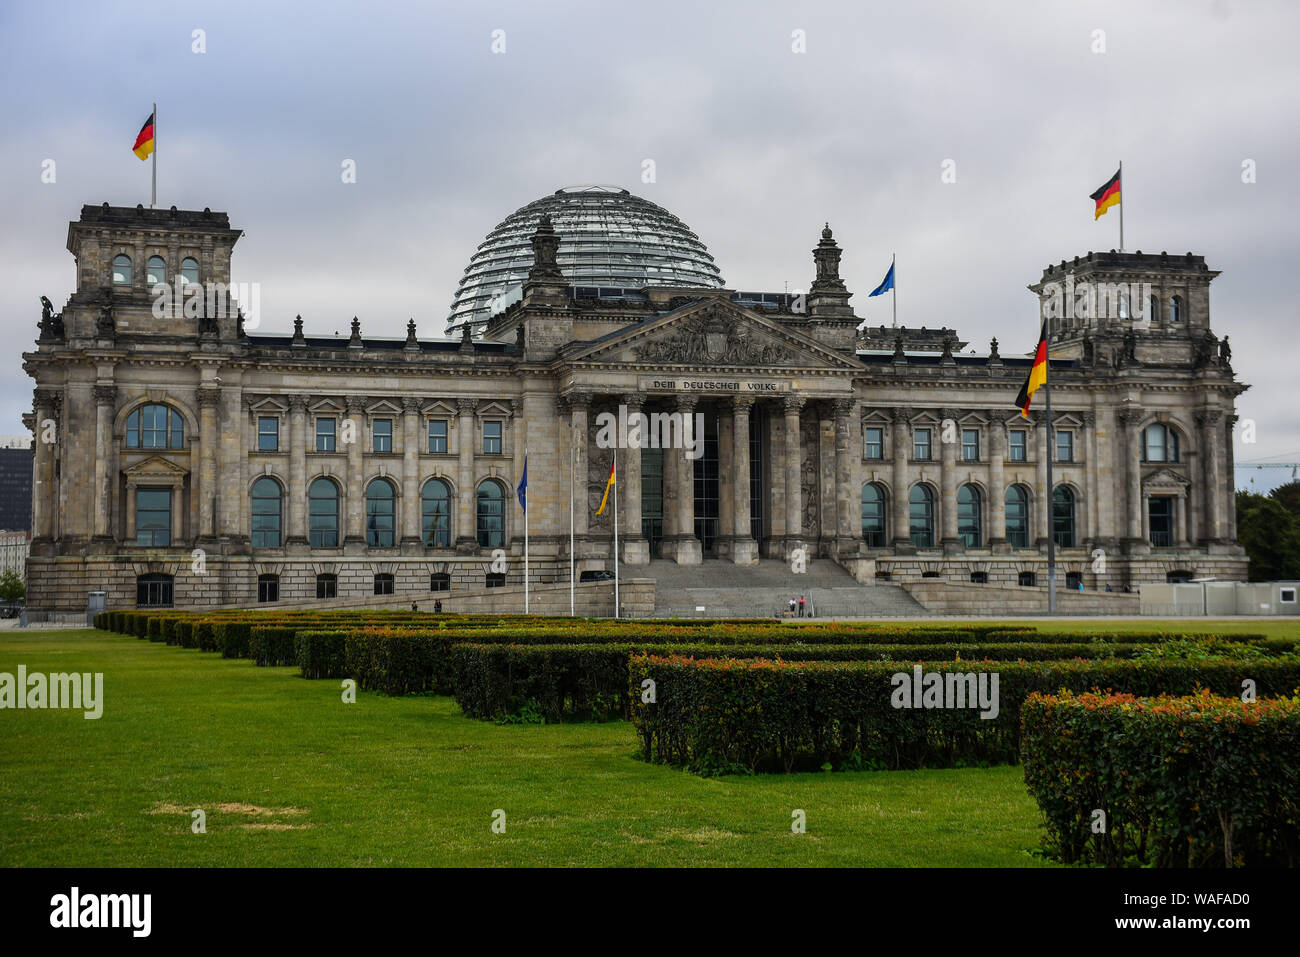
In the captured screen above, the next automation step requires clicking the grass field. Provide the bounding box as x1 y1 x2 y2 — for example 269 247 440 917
0 628 1056 867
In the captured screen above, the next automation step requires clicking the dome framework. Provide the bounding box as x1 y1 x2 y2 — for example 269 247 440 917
447 186 725 331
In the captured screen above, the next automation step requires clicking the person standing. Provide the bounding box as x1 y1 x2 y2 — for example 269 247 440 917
798 595 806 617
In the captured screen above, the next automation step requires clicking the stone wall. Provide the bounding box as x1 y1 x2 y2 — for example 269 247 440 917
901 579 1141 616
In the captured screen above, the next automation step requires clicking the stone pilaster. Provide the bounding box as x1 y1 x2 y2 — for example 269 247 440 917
455 397 477 551
1034 411 1050 547
833 399 856 554
988 418 1006 548
568 392 591 541
287 395 308 546
1119 407 1144 545
782 395 805 558
345 395 367 548
940 408 960 551
1198 409 1225 543
30 389 59 546
890 407 912 550
401 396 422 550
91 384 116 542
621 393 649 565
197 387 220 543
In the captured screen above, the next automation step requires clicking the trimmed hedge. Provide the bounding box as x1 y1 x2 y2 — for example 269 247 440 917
627 655 1300 773
451 639 1299 723
249 627 300 667
1022 691 1300 867
296 631 349 679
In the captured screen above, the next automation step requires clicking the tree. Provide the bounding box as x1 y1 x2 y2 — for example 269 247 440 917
1235 489 1300 581
0 568 24 604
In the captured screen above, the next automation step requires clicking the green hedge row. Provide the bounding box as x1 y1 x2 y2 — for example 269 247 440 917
626 655 1300 773
449 639 1298 723
1022 691 1300 867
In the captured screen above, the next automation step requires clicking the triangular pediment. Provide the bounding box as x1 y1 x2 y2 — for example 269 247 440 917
1143 466 1190 490
566 299 862 371
123 455 189 478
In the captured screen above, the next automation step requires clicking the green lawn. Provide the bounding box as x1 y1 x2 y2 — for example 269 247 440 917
0 629 1052 867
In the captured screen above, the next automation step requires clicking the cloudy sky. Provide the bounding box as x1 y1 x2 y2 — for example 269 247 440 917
2 0 1296 487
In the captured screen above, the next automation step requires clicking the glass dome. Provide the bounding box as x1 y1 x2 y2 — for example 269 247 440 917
447 186 725 331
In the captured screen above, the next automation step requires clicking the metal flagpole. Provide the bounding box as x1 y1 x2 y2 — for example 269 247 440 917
891 252 897 328
1118 160 1124 252
151 102 157 209
524 447 529 615
569 444 575 617
1044 321 1056 615
613 449 619 619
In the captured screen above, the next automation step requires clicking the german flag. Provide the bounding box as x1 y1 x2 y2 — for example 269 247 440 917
1090 167 1121 220
132 112 155 161
1014 319 1048 418
595 458 615 516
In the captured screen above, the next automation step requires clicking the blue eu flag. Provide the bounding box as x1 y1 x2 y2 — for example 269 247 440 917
868 262 895 297
516 456 528 512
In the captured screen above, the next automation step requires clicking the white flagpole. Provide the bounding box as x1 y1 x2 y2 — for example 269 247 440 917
569 443 575 617
891 252 897 328
1118 160 1125 252
151 101 157 209
524 448 529 615
613 449 620 620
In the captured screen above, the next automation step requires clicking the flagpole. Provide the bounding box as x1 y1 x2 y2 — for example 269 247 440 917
613 449 620 620
524 447 529 615
151 102 157 209
1044 320 1056 616
569 443 575 617
891 252 897 328
1118 160 1124 252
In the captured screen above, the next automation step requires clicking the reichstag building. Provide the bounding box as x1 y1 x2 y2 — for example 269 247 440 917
22 187 1247 611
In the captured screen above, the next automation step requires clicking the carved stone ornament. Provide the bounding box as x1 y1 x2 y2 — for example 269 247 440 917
632 305 797 366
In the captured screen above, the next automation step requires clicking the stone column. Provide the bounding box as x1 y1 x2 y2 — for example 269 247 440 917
1225 415 1239 542
92 384 116 541
782 395 805 557
455 397 477 550
1082 411 1098 543
833 399 856 551
767 412 786 545
125 478 137 543
218 384 243 542
568 393 591 540
1119 408 1143 543
890 408 911 548
988 419 1006 546
198 387 220 542
346 395 367 547
1200 409 1225 543
401 397 422 549
621 393 649 564
287 395 308 545
670 396 702 564
31 389 58 543
1034 411 1050 547
732 396 757 564
940 408 959 549
1175 492 1188 546
717 406 734 556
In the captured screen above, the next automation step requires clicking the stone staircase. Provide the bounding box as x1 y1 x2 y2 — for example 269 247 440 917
638 558 928 619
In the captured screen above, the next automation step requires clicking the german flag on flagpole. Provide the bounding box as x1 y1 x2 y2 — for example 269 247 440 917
132 111 156 160
595 458 616 515
1014 319 1048 418
1090 167 1121 220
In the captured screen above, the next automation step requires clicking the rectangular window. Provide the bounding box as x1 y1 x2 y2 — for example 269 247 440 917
483 420 502 455
1009 429 1027 462
961 429 980 462
135 488 171 546
913 428 931 461
428 419 448 454
430 573 450 592
1056 430 1074 463
257 575 279 603
1149 496 1173 547
1281 588 1297 604
373 418 393 453
316 574 337 599
485 573 506 588
316 417 336 452
257 416 279 452
864 427 883 460
1065 571 1083 590
373 573 395 595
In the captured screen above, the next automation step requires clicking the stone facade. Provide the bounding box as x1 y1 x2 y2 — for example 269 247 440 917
21 204 1247 613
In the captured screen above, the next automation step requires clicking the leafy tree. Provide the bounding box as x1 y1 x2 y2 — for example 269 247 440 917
1236 489 1300 581
0 568 24 604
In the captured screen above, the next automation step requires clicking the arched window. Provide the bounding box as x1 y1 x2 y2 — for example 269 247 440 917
1141 423 1180 462
1168 295 1183 323
1148 294 1161 323
861 483 886 547
308 478 339 548
1053 486 1076 548
136 573 173 607
421 478 451 547
147 255 167 287
126 404 184 449
251 477 282 548
112 254 132 285
477 480 505 548
1005 484 1030 548
909 485 934 548
365 478 396 547
180 257 199 285
957 484 982 548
